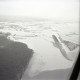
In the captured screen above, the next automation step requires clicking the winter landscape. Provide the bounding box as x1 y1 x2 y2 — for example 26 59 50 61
0 16 79 80
0 0 79 80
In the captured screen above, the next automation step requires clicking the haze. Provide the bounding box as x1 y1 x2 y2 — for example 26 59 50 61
0 0 79 20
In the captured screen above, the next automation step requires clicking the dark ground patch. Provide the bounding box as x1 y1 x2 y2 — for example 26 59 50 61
0 33 34 80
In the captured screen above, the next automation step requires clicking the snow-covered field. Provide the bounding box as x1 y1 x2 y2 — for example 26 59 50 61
0 17 79 80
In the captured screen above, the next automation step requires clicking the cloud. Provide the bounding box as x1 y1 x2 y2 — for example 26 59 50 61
0 0 79 20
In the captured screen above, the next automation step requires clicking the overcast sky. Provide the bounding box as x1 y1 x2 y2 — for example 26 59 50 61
0 0 79 20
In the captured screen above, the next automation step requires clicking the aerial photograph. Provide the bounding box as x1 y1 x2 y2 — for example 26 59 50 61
0 0 79 80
